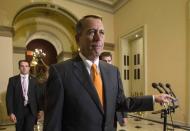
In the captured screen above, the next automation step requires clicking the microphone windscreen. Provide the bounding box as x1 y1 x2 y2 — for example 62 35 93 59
152 83 158 88
152 83 163 93
166 83 170 88
158 82 164 87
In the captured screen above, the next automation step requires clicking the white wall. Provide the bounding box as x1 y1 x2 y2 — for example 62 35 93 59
187 0 190 124
0 36 13 121
114 0 188 123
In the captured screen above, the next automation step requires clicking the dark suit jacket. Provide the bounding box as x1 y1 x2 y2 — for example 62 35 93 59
6 75 41 120
43 55 153 131
116 112 128 125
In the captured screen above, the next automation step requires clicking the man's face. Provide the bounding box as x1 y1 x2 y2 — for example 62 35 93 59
19 62 30 75
77 18 105 60
101 56 112 64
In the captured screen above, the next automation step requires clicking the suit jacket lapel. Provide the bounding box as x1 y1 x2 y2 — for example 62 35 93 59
15 75 24 99
16 75 22 88
72 56 104 114
28 75 32 96
99 62 114 120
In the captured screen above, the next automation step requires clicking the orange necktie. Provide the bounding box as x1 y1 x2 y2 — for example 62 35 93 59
91 64 104 106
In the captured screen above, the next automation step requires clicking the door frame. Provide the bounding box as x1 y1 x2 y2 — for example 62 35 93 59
118 25 148 96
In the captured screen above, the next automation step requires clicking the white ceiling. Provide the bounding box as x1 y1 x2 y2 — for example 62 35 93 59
69 0 129 13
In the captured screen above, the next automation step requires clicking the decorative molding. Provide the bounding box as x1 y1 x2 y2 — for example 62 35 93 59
0 26 14 37
14 42 115 58
57 51 73 60
57 42 115 60
13 2 78 25
63 51 73 57
69 0 130 13
104 42 115 50
13 46 26 54
113 0 130 12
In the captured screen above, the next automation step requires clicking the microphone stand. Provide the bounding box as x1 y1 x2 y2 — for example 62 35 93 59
152 82 178 131
161 105 175 131
161 108 168 131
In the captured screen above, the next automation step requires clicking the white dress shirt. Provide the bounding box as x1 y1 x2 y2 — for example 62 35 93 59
79 52 100 75
20 74 29 105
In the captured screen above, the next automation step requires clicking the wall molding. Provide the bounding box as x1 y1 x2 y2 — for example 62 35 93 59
0 26 14 37
57 51 73 60
14 42 115 58
13 46 26 54
69 0 130 13
104 42 115 50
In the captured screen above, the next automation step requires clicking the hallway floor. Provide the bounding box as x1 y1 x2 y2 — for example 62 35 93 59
0 116 188 131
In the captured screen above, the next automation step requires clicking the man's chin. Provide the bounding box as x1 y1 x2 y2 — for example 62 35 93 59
87 53 100 60
94 50 102 56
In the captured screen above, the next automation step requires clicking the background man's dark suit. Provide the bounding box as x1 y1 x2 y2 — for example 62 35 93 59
6 75 41 131
43 55 153 131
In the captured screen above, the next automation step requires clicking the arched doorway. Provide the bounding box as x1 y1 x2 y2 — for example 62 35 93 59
12 3 78 75
26 39 57 66
26 39 57 83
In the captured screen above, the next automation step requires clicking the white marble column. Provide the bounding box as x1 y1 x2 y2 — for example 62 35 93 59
0 26 13 123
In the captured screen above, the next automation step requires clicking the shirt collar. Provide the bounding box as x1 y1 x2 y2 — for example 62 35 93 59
79 52 100 73
79 52 99 67
20 74 29 79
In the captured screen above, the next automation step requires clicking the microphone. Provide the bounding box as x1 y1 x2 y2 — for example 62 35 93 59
158 83 169 94
165 83 179 109
152 83 163 93
165 83 176 98
152 83 169 109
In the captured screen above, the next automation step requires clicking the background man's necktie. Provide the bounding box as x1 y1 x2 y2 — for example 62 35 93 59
22 76 28 106
91 64 104 106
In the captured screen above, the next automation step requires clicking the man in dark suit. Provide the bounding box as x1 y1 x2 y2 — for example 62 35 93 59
43 15 173 131
6 60 42 131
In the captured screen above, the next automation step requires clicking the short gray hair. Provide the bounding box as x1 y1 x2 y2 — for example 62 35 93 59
75 15 102 35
